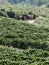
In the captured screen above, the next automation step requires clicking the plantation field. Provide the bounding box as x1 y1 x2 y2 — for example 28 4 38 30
0 3 49 18
0 3 49 65
0 46 49 65
0 17 49 50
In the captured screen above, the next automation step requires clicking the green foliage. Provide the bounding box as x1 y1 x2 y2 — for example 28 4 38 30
0 4 49 19
0 46 49 65
7 9 15 18
0 17 49 50
0 3 49 65
0 4 49 50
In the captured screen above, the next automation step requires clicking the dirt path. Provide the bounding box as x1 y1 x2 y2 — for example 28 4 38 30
38 16 43 19
26 20 35 24
0 45 23 52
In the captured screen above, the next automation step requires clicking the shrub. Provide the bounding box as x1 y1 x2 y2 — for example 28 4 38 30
7 9 15 18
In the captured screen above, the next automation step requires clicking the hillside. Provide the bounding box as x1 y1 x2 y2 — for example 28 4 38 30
0 3 49 65
0 45 49 65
